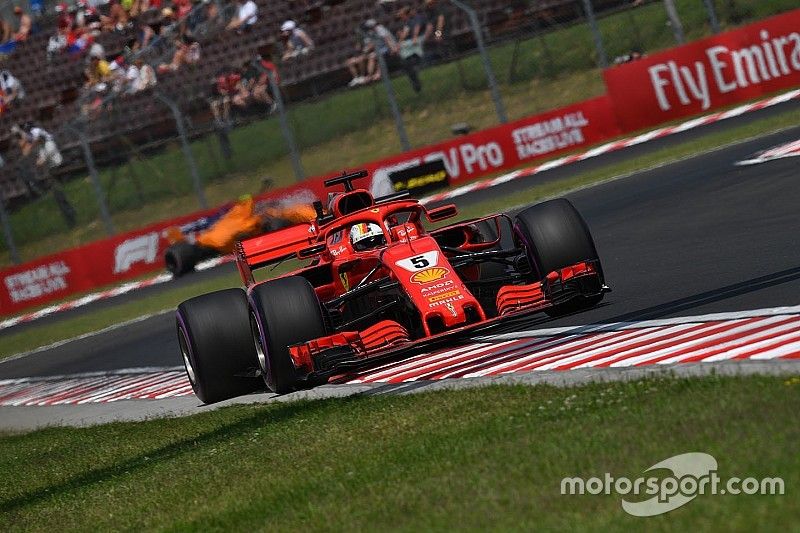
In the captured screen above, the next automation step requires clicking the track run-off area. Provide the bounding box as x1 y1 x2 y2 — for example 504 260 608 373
2 108 800 429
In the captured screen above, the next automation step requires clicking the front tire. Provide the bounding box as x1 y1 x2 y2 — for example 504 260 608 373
513 198 604 316
176 289 261 404
249 276 328 394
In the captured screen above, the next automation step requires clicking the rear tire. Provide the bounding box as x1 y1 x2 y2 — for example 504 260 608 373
165 242 201 277
513 198 604 316
176 289 261 404
249 276 328 394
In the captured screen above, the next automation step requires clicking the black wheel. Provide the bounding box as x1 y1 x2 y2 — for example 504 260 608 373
176 288 261 404
513 198 604 316
165 242 201 277
249 276 327 394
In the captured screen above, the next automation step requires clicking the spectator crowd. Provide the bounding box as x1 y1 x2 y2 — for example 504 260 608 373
1 0 455 188
1 0 451 119
347 0 447 90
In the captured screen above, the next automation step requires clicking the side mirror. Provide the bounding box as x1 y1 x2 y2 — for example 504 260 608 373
426 204 458 223
297 243 326 260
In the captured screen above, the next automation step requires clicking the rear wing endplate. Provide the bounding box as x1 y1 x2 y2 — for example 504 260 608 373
236 223 317 285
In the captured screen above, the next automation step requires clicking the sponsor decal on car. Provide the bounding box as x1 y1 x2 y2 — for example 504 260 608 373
330 245 347 257
427 290 462 303
425 292 465 309
411 267 450 284
339 271 350 292
395 251 439 272
420 280 455 295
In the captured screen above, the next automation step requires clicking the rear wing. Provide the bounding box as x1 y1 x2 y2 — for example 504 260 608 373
235 223 317 285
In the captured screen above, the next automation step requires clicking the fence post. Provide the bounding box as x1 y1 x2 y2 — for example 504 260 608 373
374 46 412 152
702 0 721 34
266 69 306 181
155 92 208 209
0 195 20 264
581 0 609 69
663 0 685 44
450 0 507 124
67 123 116 235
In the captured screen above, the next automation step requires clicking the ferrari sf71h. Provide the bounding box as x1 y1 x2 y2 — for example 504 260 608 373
176 171 609 403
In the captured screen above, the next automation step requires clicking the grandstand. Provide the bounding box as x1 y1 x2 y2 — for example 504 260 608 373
0 0 627 203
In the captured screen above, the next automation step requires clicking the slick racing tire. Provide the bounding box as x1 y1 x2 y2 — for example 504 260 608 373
249 276 328 394
165 242 201 277
513 198 604 316
176 289 262 404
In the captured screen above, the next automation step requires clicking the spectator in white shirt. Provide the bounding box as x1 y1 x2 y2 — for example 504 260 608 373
13 123 63 169
226 0 257 33
0 70 25 104
130 58 157 93
280 20 314 60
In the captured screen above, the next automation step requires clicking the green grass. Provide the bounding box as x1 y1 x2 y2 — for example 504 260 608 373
2 104 798 359
0 375 797 530
1 0 796 266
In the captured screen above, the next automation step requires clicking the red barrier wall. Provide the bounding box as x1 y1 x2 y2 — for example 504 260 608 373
4 9 800 316
604 9 800 131
320 95 621 193
1 96 620 316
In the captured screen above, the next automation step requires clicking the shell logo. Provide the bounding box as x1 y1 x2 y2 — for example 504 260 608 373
411 267 450 284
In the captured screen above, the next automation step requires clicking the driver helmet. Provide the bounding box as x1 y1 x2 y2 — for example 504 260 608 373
350 222 385 252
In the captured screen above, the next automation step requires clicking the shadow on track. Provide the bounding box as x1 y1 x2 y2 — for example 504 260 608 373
481 266 800 336
602 266 800 323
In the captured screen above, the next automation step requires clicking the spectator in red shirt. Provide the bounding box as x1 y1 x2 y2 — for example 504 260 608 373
55 3 73 31
174 0 192 20
210 67 242 124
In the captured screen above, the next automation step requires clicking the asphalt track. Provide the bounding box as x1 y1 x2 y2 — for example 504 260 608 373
4 112 800 379
3 97 799 336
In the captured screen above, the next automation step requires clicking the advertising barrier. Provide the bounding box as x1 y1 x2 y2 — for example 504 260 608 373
355 96 621 197
604 9 800 132
389 159 450 194
1 96 620 316
4 3 799 319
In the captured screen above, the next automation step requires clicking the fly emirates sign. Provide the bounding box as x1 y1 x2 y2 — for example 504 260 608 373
604 10 800 131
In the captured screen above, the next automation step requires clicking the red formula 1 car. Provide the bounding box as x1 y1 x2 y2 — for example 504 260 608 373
176 171 609 403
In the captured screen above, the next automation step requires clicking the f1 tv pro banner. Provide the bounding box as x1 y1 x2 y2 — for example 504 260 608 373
339 95 621 197
0 96 620 316
604 9 800 132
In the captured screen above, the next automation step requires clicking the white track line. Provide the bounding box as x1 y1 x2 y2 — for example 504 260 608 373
479 305 800 340
2 90 799 332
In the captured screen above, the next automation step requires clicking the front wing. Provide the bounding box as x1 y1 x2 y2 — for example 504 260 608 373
289 262 607 383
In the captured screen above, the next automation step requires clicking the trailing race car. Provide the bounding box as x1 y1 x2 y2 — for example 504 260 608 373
163 195 316 276
176 171 609 403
